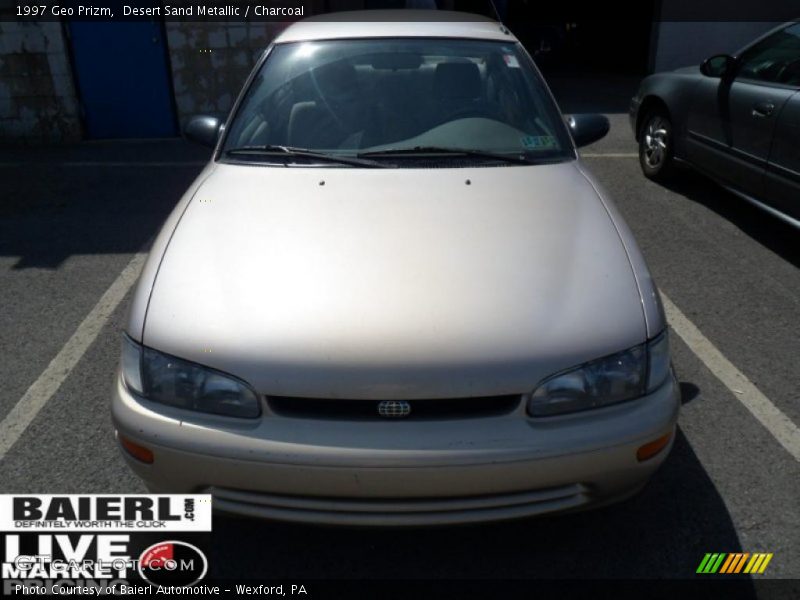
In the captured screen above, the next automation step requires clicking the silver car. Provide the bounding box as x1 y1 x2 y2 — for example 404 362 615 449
631 21 800 227
113 11 680 525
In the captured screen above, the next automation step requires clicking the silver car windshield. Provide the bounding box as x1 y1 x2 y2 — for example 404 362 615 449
222 38 573 164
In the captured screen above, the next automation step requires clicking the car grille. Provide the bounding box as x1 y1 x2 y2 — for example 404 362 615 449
267 395 522 420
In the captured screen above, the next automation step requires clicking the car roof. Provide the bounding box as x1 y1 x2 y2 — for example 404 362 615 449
274 10 514 44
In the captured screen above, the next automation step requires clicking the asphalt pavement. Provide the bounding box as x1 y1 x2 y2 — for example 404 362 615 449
0 104 798 585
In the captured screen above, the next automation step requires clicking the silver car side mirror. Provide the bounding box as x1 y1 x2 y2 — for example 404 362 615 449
700 54 735 78
184 115 223 148
566 114 610 148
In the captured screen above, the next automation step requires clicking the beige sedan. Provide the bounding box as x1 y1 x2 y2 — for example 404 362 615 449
113 11 679 525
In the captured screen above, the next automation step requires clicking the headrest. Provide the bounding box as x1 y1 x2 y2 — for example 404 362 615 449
434 62 481 100
313 61 359 98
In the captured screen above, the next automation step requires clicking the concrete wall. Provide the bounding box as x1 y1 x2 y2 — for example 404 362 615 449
164 22 289 128
652 22 780 72
0 15 790 143
0 20 291 143
0 21 81 143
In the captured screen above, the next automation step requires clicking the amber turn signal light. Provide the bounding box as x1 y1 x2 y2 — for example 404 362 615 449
636 431 672 462
119 434 154 464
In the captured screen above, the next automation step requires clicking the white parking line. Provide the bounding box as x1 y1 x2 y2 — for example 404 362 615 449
661 292 800 462
0 253 146 462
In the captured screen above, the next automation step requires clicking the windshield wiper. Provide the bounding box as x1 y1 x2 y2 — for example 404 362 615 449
225 145 389 168
358 146 534 164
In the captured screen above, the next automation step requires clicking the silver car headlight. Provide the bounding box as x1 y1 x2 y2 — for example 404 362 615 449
120 335 261 418
526 330 670 417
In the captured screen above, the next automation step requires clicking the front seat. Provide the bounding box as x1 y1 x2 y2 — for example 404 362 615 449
288 62 367 149
432 62 484 123
287 101 341 148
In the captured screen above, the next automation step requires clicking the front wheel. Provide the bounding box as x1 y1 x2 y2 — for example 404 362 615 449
639 112 675 182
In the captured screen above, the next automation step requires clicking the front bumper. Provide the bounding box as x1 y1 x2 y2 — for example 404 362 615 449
112 373 680 525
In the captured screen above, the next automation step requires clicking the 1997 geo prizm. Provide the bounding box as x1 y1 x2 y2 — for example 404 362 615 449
112 11 680 525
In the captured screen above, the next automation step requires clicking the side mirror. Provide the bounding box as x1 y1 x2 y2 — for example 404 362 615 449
566 114 610 148
184 115 222 148
700 54 735 78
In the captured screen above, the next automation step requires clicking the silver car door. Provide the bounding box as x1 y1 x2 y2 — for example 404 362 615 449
765 88 800 222
687 23 800 198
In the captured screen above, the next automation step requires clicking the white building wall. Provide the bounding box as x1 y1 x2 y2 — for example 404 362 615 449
0 21 81 142
164 22 289 128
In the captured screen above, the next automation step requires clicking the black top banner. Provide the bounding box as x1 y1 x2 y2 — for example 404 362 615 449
1 0 798 23
4 0 309 22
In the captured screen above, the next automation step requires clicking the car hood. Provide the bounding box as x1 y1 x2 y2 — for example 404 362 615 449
143 161 646 398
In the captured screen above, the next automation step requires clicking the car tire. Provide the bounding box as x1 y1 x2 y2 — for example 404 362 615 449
639 111 675 182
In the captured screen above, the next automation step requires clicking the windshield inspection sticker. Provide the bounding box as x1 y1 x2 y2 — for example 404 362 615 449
503 54 520 68
521 135 556 149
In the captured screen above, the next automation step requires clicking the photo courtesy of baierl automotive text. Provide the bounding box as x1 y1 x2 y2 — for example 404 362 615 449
0 1 798 599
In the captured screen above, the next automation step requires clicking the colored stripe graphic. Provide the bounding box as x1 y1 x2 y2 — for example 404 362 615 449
729 554 741 573
726 554 742 573
734 553 749 573
720 554 736 573
710 554 726 573
698 553 726 573
749 554 764 574
758 554 773 573
697 554 712 573
698 553 773 574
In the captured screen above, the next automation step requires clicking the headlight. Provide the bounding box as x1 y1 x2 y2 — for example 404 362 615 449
120 335 261 418
645 330 671 393
526 330 670 417
120 335 144 395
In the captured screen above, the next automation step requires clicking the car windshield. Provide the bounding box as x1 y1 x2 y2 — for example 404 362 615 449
222 38 573 165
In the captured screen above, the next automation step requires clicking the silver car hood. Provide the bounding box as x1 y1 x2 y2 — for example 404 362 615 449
142 161 647 398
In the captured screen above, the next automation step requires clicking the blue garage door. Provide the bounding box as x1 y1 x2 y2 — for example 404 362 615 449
67 21 177 138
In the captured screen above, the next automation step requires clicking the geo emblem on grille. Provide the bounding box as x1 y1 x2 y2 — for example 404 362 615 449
377 400 412 418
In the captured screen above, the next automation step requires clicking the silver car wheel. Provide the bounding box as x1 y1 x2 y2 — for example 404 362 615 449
643 117 669 168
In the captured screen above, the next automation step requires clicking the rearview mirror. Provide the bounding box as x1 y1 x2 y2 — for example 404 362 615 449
566 114 610 148
184 115 223 148
700 54 734 78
